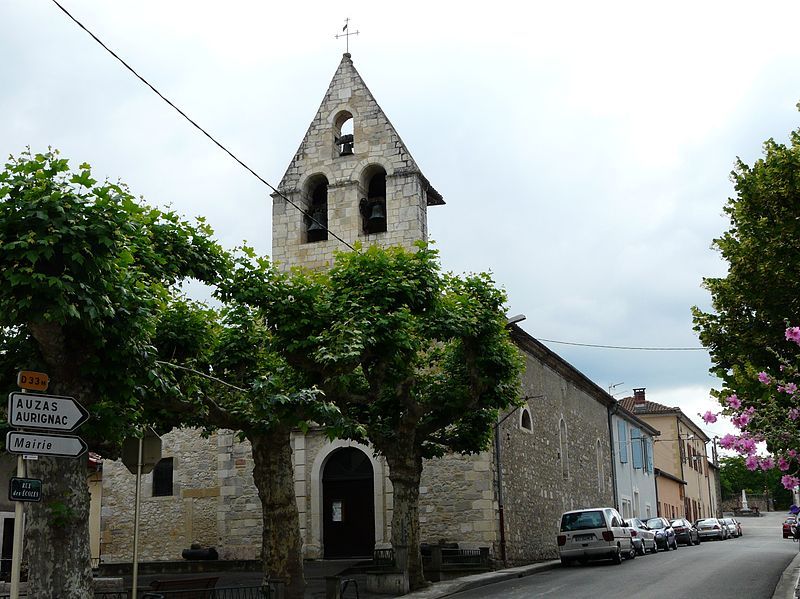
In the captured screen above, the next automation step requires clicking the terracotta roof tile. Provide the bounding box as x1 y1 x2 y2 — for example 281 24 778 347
619 397 678 414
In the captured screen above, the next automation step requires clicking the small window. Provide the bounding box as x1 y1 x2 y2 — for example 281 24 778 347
152 458 173 497
617 420 628 463
520 408 532 432
559 418 569 479
334 111 354 156
305 176 329 243
359 167 387 234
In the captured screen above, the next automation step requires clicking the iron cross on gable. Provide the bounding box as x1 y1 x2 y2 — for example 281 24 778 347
335 18 359 54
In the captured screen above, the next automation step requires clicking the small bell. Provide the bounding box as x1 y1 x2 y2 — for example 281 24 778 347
307 216 327 242
365 200 386 234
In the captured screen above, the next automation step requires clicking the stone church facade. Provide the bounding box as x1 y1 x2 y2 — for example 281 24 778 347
98 54 615 567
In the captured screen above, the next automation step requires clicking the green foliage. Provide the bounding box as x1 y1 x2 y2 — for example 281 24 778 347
218 241 524 460
719 455 792 508
0 149 228 448
693 112 800 389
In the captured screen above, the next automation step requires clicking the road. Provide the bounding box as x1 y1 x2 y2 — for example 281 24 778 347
450 512 798 599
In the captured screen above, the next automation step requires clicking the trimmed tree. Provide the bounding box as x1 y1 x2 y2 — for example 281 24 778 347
220 243 523 590
0 149 225 597
153 299 355 599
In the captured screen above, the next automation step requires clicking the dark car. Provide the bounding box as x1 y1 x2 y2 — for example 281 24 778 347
670 518 700 546
783 516 796 539
646 517 678 550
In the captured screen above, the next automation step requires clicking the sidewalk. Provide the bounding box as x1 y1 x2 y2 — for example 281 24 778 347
772 549 800 599
118 558 560 598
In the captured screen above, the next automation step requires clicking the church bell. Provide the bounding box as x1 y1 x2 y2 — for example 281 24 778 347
306 214 327 242
360 198 386 234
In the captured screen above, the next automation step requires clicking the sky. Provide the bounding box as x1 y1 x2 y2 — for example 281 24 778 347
2 0 799 449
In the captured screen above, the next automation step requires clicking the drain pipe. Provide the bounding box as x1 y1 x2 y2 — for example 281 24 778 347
493 407 519 567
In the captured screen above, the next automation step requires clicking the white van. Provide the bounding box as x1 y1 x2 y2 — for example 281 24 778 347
557 507 634 565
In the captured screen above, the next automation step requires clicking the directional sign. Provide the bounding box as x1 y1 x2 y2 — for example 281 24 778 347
7 392 89 433
8 478 42 502
16 371 49 392
6 431 88 458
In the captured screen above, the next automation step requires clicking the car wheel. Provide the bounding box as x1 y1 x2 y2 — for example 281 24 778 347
649 540 658 554
611 545 622 565
560 557 571 566
628 545 637 560
636 542 645 556
672 538 678 550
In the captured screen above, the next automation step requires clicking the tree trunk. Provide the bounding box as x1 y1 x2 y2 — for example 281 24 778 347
385 450 426 591
250 428 305 599
24 455 93 598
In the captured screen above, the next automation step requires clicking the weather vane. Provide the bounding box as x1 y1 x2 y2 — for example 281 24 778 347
335 18 359 54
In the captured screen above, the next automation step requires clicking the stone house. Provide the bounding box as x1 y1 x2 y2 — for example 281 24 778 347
620 389 714 521
609 399 659 521
98 53 617 567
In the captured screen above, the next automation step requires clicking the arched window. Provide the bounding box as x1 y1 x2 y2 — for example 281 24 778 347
520 408 532 432
559 418 569 479
359 166 387 234
305 175 328 243
596 439 604 493
334 111 354 156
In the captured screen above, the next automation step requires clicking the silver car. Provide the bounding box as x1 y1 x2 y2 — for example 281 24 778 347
627 518 658 555
558 507 635 565
721 517 739 538
695 517 726 540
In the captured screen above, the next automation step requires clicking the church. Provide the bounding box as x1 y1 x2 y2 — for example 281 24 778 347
97 53 617 569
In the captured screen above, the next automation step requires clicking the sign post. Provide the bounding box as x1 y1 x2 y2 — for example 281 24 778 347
6 372 89 599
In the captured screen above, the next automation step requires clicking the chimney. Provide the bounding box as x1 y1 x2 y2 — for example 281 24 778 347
633 388 646 412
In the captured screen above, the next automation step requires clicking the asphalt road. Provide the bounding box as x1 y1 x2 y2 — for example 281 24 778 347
450 512 799 599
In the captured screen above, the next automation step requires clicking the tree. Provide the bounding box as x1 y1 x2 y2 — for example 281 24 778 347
0 149 226 597
718 456 791 509
220 243 523 590
153 299 353 599
692 110 800 392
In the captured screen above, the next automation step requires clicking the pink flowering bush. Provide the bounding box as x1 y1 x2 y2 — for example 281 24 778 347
706 325 800 490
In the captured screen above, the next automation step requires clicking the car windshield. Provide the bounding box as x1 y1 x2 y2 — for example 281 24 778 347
646 518 665 529
697 519 716 525
671 521 685 526
561 511 605 532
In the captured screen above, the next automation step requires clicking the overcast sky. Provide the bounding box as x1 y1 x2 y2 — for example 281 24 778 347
3 0 799 446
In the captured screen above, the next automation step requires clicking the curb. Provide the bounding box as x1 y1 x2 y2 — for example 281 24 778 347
772 548 800 599
401 560 561 599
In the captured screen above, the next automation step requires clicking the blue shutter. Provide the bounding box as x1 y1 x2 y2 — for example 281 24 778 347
646 438 654 473
617 419 628 463
631 428 643 469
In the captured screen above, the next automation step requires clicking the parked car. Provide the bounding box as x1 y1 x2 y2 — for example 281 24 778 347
627 518 658 555
721 517 739 538
670 518 701 546
695 517 726 540
558 507 635 565
783 516 796 539
645 517 678 550
731 518 743 537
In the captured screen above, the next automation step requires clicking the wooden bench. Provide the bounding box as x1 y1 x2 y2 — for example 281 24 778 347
141 575 219 599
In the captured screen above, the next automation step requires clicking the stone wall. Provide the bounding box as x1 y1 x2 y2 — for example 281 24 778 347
499 339 614 564
100 428 262 562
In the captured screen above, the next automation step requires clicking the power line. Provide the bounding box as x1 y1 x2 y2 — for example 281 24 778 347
537 338 707 351
49 0 356 252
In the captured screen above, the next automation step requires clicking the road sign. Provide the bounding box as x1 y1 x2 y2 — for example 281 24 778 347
7 392 89 432
8 478 42 502
121 428 162 475
6 431 87 458
16 371 49 392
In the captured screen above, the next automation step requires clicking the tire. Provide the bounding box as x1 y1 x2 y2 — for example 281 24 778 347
672 538 678 550
611 545 622 565
560 557 571 567
636 543 645 556
649 540 657 554
628 545 636 560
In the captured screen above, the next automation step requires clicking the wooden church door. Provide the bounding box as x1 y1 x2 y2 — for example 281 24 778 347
322 448 375 558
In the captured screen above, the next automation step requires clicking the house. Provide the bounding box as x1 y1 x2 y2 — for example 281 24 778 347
609 400 659 520
620 389 714 521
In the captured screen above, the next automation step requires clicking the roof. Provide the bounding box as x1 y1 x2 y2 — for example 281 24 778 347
613 403 660 437
619 397 678 414
655 468 687 485
619 397 710 442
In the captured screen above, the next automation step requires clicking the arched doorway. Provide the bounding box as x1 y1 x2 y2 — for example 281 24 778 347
322 447 375 558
